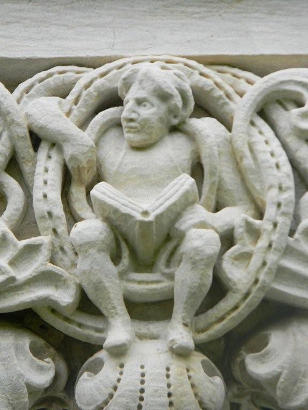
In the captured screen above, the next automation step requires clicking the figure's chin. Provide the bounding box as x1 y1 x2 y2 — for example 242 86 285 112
125 133 157 148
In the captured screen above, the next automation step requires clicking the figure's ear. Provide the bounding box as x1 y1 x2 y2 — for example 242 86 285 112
118 67 139 100
172 70 194 121
169 113 180 127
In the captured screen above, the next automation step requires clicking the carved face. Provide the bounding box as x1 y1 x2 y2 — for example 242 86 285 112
121 84 172 148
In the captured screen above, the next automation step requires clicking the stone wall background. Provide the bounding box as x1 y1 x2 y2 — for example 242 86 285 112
1 0 308 88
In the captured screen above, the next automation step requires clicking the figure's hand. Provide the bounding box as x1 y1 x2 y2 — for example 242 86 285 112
210 207 247 238
172 205 241 240
26 96 97 185
63 137 96 185
171 204 217 239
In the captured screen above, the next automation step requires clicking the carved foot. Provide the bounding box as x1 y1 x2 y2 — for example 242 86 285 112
104 318 135 355
167 321 195 356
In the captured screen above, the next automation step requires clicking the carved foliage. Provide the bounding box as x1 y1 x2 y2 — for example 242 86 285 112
232 315 308 410
0 56 308 409
0 222 79 314
0 323 68 410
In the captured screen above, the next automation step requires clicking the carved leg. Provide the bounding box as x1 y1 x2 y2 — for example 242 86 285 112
168 228 220 355
70 219 134 354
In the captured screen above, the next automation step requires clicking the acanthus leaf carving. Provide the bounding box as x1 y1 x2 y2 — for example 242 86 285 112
231 314 308 410
0 322 68 410
0 222 79 314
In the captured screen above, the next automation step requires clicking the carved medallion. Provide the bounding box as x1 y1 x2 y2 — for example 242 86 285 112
0 56 308 409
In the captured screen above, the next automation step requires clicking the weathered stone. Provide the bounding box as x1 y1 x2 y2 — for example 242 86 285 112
0 53 307 409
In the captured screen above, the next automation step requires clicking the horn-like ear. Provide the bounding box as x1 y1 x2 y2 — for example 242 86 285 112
171 70 194 123
169 113 180 126
118 67 140 100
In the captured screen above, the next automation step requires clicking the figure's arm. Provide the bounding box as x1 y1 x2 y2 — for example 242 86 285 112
215 118 261 237
183 117 260 237
25 97 96 185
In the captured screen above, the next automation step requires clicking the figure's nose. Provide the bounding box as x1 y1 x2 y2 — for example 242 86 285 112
122 101 139 121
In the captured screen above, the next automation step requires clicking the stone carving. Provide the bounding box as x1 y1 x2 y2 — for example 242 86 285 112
0 221 78 313
0 56 307 408
76 339 227 410
45 63 260 357
231 314 308 410
0 323 68 409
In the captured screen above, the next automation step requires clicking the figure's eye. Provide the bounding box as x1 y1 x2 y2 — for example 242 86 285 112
140 101 151 109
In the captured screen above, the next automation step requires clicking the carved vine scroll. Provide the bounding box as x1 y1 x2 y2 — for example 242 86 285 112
0 56 307 409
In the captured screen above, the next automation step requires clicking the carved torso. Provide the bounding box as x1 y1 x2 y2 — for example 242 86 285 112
0 55 307 410
97 125 198 206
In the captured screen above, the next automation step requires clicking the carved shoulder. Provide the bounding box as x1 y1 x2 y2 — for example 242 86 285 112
205 118 258 215
86 106 123 145
97 125 124 157
194 117 236 162
181 117 257 214
196 116 229 140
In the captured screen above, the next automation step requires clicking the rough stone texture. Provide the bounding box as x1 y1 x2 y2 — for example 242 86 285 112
0 54 308 409
0 2 308 409
1 0 308 89
1 0 308 57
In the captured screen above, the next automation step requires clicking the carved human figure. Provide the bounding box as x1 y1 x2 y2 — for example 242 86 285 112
26 64 258 356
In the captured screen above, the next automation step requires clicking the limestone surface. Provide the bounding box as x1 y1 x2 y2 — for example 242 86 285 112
0 56 307 409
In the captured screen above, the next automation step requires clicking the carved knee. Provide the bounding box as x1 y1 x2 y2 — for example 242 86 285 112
181 228 220 262
70 218 115 254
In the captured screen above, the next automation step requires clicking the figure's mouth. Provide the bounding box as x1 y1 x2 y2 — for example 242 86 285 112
124 125 140 132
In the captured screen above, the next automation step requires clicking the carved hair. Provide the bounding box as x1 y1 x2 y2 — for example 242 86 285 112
118 64 194 124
